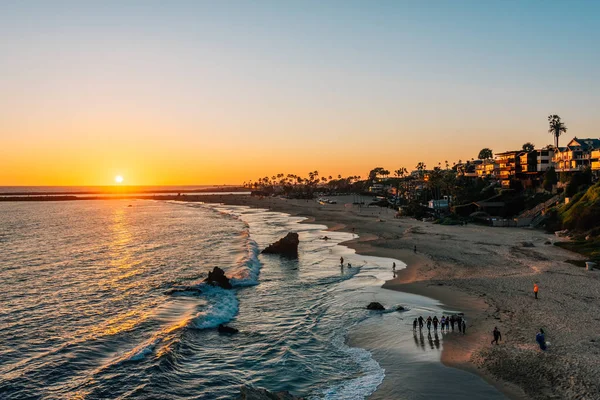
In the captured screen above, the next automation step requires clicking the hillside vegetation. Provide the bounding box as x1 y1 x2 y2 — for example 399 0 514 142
554 182 600 261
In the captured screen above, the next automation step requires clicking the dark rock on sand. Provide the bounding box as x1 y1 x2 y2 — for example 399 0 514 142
367 302 385 311
238 385 304 400
218 324 239 334
396 305 406 311
521 241 535 247
204 267 233 289
262 232 299 257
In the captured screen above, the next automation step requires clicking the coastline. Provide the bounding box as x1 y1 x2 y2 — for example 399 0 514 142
193 194 600 400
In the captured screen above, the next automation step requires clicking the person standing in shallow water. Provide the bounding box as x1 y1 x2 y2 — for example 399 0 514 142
418 316 424 330
450 315 456 331
413 318 418 331
534 283 539 299
432 316 439 331
440 316 446 332
491 327 502 345
426 316 432 332
457 316 463 333
340 256 344 266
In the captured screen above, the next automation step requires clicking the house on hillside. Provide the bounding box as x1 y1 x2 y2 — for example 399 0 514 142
476 159 498 178
553 137 600 172
494 151 521 188
592 149 600 171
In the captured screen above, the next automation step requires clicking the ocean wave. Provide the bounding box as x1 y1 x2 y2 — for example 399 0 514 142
191 284 239 329
314 328 385 400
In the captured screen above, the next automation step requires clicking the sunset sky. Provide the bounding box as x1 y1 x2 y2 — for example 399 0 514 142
1 1 599 186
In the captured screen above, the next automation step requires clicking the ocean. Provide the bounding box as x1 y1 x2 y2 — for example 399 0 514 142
0 199 504 399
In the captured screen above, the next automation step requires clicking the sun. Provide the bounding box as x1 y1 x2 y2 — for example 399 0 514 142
115 175 124 184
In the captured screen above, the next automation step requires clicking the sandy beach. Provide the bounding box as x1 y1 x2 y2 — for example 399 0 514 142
195 194 600 400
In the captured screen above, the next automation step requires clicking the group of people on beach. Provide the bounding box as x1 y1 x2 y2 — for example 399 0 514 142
490 283 548 351
413 314 466 334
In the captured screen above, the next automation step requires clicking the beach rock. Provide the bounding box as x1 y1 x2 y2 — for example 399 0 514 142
262 232 299 257
218 324 239 334
238 385 304 400
395 305 406 311
204 267 233 289
521 241 535 247
366 302 385 311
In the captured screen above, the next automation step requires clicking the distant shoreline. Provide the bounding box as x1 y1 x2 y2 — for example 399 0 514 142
0 190 248 201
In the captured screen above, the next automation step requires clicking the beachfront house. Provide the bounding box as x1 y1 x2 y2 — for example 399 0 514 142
553 137 600 172
534 148 555 172
476 159 498 178
592 149 600 171
494 151 521 188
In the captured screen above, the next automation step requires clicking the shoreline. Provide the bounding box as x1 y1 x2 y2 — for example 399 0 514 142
195 195 523 399
192 194 600 400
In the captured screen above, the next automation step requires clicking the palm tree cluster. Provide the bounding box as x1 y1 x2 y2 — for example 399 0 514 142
243 172 362 197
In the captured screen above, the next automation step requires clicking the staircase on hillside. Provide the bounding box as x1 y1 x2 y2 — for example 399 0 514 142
515 194 563 227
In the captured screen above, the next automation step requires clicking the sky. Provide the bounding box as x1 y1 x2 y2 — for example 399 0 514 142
1 0 599 186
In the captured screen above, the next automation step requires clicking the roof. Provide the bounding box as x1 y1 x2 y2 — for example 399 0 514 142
565 138 600 150
495 150 521 156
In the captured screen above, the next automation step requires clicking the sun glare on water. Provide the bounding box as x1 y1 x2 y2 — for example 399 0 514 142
115 175 124 184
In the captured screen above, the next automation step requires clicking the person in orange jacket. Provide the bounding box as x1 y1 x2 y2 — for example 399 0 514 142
534 283 539 299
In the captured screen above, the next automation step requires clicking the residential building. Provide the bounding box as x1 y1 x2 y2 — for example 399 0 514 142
518 151 537 175
476 159 498 178
494 151 521 188
535 148 554 172
592 150 600 171
553 137 600 172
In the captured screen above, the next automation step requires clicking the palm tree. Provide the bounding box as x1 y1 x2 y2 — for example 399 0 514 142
548 114 567 148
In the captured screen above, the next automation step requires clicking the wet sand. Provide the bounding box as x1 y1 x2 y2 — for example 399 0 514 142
192 194 600 400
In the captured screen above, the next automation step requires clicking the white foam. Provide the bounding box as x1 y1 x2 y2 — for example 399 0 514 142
191 285 239 329
315 329 385 400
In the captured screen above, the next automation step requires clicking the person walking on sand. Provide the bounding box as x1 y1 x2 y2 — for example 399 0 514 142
392 262 396 272
457 316 463 333
433 316 439 331
445 316 450 331
414 245 417 253
461 318 466 334
536 328 547 350
450 315 456 332
413 318 418 331
534 283 539 299
491 327 502 345
418 316 424 330
426 316 432 332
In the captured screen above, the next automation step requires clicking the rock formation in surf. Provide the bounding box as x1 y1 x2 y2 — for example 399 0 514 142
204 267 233 289
261 232 299 257
366 302 385 311
238 385 304 400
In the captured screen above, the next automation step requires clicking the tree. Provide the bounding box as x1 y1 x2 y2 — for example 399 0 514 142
548 114 567 148
478 148 493 160
522 142 535 152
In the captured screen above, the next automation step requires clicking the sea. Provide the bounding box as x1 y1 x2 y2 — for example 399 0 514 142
0 195 505 399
